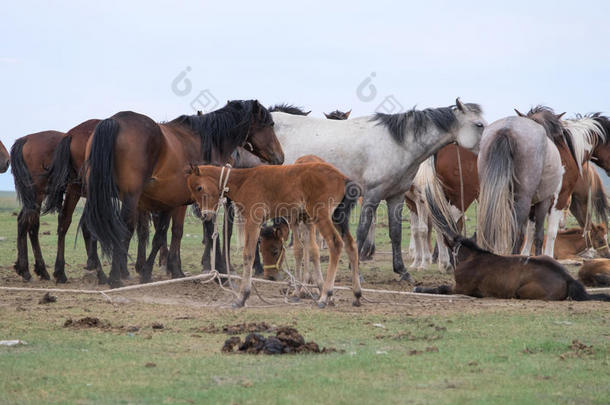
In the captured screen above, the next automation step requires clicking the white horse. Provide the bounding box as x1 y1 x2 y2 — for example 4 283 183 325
272 98 486 281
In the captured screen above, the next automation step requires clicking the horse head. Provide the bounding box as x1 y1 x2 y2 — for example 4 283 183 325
453 98 486 152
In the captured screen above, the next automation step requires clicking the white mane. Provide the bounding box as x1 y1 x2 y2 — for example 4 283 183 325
562 117 605 172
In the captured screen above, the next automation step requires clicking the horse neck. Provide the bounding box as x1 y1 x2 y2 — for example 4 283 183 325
406 128 454 168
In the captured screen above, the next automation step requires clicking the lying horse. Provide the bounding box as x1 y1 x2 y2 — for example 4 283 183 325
578 259 610 286
414 188 610 301
548 225 610 260
187 163 362 308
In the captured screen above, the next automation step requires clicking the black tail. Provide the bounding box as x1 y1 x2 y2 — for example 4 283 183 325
567 279 610 301
80 118 128 257
332 180 361 236
11 138 38 212
42 134 73 214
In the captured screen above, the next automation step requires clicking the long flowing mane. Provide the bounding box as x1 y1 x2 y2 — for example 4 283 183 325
562 113 605 171
373 103 482 144
268 103 311 116
169 100 273 163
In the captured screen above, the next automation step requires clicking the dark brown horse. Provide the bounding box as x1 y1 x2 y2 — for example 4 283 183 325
578 259 610 286
11 131 64 280
82 100 284 288
186 163 362 308
0 140 9 173
415 188 610 301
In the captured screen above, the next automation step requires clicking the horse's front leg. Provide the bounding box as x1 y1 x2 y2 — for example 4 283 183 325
233 223 261 308
356 194 380 277
167 206 187 279
387 194 412 282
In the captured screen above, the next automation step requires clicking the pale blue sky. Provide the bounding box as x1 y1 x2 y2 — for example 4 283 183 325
1 0 609 190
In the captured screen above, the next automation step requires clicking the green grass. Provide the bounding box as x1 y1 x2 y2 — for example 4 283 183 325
0 192 607 404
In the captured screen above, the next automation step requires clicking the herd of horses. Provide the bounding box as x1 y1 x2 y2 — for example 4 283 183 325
4 99 610 307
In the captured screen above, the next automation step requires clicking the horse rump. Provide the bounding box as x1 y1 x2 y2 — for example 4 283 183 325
331 179 362 236
80 118 129 257
10 138 37 212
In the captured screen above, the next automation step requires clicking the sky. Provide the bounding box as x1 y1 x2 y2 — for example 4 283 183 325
1 0 609 190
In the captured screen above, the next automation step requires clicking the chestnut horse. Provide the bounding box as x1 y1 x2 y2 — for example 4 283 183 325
82 100 284 288
187 163 362 308
415 189 610 301
578 259 610 286
569 162 608 229
0 140 9 172
536 225 610 260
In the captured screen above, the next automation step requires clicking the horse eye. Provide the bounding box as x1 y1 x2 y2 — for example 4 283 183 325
196 185 203 192
475 122 484 128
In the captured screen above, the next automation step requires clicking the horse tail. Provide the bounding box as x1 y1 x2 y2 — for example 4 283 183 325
567 278 610 301
425 186 460 246
332 179 362 236
10 138 38 213
42 134 73 214
476 129 517 254
80 118 128 257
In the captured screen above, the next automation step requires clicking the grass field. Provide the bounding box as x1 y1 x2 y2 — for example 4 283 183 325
0 191 608 405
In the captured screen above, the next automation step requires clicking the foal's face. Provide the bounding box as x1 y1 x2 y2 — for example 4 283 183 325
454 100 486 152
260 223 290 280
591 224 610 258
186 171 220 218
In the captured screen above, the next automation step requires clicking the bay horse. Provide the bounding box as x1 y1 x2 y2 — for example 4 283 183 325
0 140 9 172
186 163 362 308
477 110 567 256
272 98 486 282
578 259 610 287
548 225 610 260
415 188 610 301
82 100 284 288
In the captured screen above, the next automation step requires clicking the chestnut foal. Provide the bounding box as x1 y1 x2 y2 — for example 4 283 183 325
187 163 362 308
415 189 610 301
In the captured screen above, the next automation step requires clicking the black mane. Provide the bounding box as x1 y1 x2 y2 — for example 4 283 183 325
325 110 349 120
169 100 273 163
268 103 311 116
373 103 481 144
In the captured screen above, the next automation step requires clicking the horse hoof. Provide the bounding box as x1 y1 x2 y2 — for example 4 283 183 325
288 296 300 303
232 300 244 309
352 299 361 307
97 272 108 285
34 264 50 280
139 274 152 284
85 261 98 271
171 271 185 279
317 301 327 309
413 287 423 293
54 273 68 284
108 279 123 289
399 272 414 283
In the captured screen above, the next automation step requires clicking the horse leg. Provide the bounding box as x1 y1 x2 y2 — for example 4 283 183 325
233 223 261 308
53 188 80 283
360 215 376 261
511 196 531 255
151 213 169 273
342 228 362 307
387 194 412 281
167 206 187 279
108 194 138 288
253 240 264 276
356 195 380 264
135 211 149 275
520 220 535 256
290 224 305 300
316 216 344 308
140 210 170 283
308 224 323 288
81 223 107 284
14 208 33 281
201 219 212 270
543 206 563 258
409 211 421 267
28 207 50 280
222 200 235 272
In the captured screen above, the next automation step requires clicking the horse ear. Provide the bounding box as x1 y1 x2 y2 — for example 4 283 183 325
305 110 311 116
556 112 566 119
455 97 466 112
323 112 331 119
514 109 526 117
345 109 352 118
197 110 203 116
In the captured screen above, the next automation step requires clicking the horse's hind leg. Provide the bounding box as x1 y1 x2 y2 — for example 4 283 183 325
81 222 106 284
356 195 380 265
543 206 563 258
28 206 50 280
360 215 376 261
108 194 138 288
342 229 362 306
14 208 33 281
387 194 412 281
520 220 535 255
140 210 170 283
316 216 344 308
53 187 80 283
135 211 150 275
511 196 532 254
